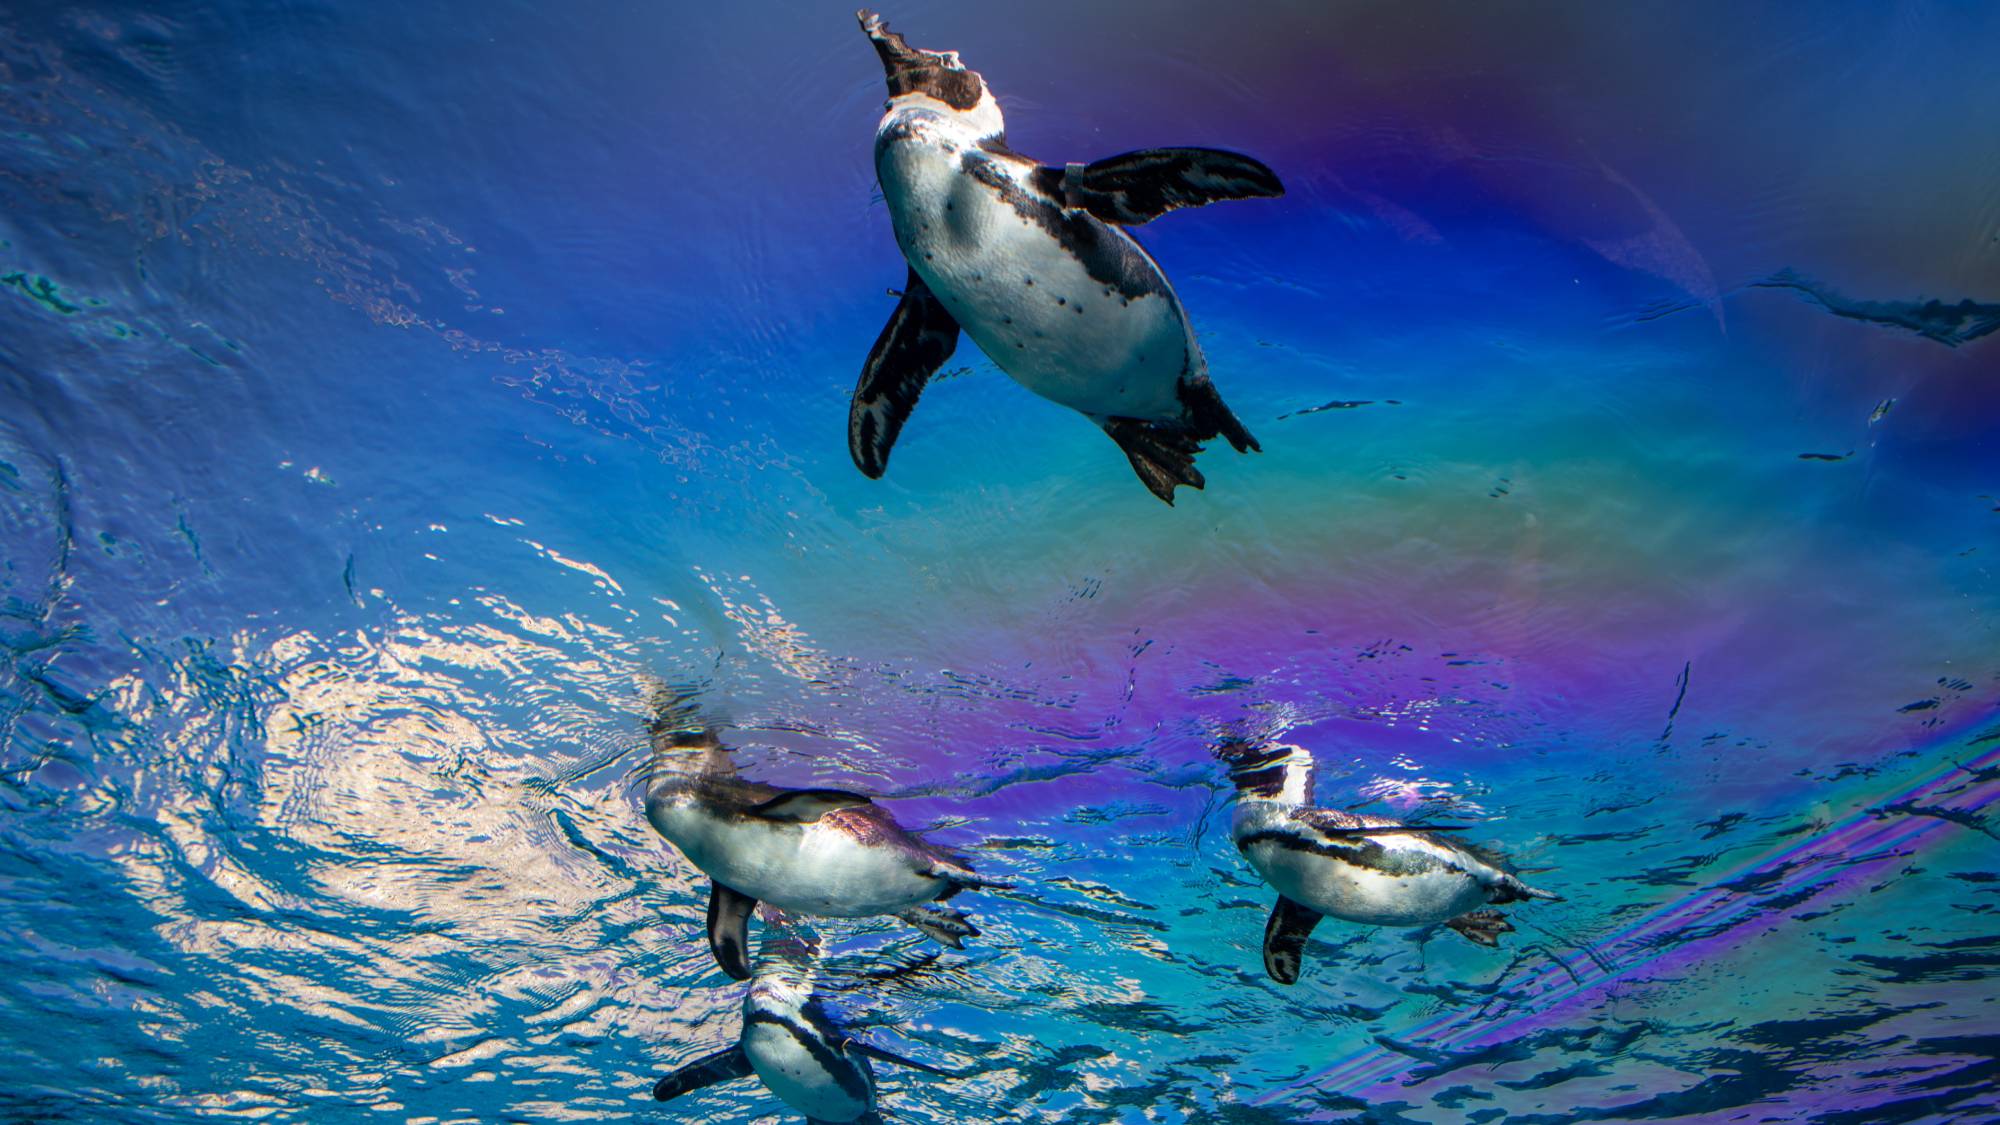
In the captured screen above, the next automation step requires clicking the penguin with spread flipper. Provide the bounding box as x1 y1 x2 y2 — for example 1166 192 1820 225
851 11 1283 503
653 922 956 1124
1218 739 1561 984
643 709 1007 981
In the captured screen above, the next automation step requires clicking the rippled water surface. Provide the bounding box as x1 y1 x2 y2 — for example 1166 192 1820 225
3 2 1998 1122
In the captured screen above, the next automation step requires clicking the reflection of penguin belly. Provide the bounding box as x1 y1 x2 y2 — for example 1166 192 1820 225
1245 838 1487 927
651 806 945 916
878 130 1185 421
744 1016 873 1123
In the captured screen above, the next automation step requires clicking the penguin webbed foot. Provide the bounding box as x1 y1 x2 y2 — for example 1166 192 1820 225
1445 909 1514 948
896 902 979 948
1101 417 1206 504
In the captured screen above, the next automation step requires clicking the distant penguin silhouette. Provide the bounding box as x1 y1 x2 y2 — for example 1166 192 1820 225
851 10 1283 503
1219 739 1561 984
653 924 954 1124
643 716 1007 981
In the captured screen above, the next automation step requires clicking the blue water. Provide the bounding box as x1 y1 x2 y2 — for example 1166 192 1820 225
3 2 1997 1122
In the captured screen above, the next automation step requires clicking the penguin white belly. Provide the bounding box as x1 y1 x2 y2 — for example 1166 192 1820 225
1244 838 1489 927
878 127 1188 420
651 804 944 916
744 1020 873 1123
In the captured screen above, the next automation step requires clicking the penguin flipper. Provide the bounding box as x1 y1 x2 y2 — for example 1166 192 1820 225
1263 894 1324 985
895 902 979 948
746 788 875 823
1294 807 1470 840
1310 824 1471 838
1041 147 1284 225
847 1039 957 1077
652 1044 752 1101
850 268 961 479
1099 416 1206 504
706 881 760 980
1445 908 1514 948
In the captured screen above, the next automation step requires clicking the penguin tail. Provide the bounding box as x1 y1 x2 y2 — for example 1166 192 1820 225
1178 375 1260 455
1099 378 1260 504
926 857 1014 894
1492 874 1563 905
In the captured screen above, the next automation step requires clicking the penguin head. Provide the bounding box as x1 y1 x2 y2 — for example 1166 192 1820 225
858 11 1000 131
642 712 735 791
745 952 819 1024
752 910 823 972
1217 739 1316 804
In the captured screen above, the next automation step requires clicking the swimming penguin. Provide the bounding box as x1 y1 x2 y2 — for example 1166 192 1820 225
1218 739 1561 984
644 720 1007 981
851 11 1283 504
653 924 954 1124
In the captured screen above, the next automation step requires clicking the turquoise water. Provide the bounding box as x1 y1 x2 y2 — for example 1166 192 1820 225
2 2 1997 1122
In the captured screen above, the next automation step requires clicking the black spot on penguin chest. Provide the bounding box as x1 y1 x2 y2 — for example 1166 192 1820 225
958 149 1169 304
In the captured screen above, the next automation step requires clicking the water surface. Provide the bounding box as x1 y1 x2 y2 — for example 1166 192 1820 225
2 2 1997 1122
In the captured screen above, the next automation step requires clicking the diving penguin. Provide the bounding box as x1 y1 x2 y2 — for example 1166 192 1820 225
644 720 1007 981
653 924 954 1124
851 11 1284 504
1219 739 1561 984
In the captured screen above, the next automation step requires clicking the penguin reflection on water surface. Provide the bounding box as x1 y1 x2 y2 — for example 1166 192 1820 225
851 11 1284 503
643 720 1008 981
1220 740 1562 984
653 925 954 1125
